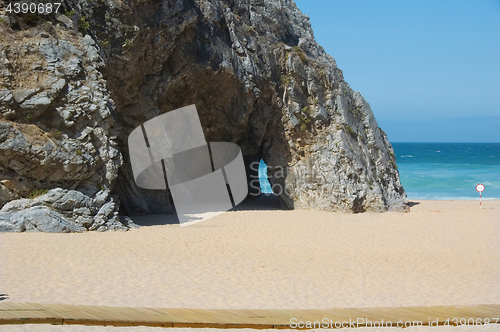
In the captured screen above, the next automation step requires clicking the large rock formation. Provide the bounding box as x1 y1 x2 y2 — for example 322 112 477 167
0 0 407 232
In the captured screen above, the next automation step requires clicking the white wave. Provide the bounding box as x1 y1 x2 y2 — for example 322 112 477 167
401 155 414 158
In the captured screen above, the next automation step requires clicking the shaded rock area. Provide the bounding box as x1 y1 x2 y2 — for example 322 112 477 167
0 0 407 232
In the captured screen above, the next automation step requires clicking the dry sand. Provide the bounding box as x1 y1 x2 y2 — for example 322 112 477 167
1 198 499 311
0 325 495 332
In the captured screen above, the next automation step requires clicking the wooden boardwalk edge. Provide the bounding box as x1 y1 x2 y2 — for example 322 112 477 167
0 303 499 329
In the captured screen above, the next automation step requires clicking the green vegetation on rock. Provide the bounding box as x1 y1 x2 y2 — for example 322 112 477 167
299 106 312 131
280 74 291 85
293 46 308 63
28 189 49 199
345 125 356 136
78 16 89 34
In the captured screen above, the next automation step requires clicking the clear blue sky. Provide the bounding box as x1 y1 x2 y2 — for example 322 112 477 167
294 0 500 142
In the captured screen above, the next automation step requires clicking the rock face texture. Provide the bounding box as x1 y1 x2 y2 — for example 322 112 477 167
0 0 407 232
0 7 125 231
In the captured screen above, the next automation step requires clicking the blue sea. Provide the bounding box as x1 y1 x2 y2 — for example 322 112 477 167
392 143 500 200
258 160 273 194
258 143 500 200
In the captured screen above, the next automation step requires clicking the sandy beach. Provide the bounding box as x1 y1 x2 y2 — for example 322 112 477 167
1 198 499 312
0 325 496 332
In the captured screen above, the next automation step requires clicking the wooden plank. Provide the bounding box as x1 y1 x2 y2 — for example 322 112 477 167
0 302 498 329
0 318 63 325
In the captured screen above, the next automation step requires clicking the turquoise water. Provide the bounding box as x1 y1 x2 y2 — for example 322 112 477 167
258 143 500 200
258 159 273 194
392 143 500 200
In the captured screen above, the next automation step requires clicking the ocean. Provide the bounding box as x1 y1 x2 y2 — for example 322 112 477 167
258 143 500 200
392 143 500 200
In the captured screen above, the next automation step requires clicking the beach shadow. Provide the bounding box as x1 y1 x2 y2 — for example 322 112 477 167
0 294 9 301
126 194 286 227
407 201 420 207
231 194 287 211
128 213 180 227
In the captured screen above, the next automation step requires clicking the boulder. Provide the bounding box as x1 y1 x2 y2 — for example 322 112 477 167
0 188 127 232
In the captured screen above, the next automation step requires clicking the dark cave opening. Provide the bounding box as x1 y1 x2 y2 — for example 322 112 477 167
234 157 287 212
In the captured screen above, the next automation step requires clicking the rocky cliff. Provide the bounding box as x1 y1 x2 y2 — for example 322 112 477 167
0 0 407 232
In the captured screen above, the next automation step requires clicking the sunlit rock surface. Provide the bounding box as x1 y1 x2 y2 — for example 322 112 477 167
0 0 407 232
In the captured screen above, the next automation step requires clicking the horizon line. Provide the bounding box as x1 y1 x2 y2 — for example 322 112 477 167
391 142 500 144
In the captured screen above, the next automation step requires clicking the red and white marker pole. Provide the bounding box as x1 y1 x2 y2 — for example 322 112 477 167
476 183 485 209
